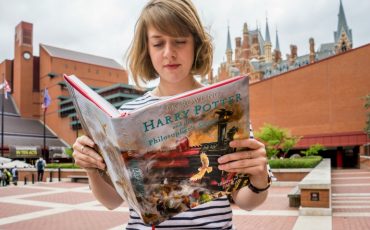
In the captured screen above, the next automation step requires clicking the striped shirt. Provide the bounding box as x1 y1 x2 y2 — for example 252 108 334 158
118 91 271 230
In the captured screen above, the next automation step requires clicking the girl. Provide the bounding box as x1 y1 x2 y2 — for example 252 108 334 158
73 0 271 229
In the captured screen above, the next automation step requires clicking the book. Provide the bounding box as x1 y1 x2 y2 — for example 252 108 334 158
64 74 251 225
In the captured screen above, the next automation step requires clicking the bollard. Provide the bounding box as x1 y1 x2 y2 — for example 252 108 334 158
24 176 27 185
32 174 35 184
49 171 53 182
58 168 61 182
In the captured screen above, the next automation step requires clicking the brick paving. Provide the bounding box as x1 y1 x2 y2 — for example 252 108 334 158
332 169 370 230
332 217 370 230
0 182 298 230
21 191 96 205
0 167 369 230
0 202 50 219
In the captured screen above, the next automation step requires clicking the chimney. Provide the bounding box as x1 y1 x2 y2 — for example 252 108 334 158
289 45 297 65
309 38 315 63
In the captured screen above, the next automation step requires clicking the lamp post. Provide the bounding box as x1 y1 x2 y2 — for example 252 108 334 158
1 79 4 157
75 115 79 138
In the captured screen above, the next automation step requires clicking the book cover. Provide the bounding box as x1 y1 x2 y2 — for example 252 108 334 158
64 74 250 224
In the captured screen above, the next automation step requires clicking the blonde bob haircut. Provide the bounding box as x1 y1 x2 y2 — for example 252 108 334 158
127 0 213 86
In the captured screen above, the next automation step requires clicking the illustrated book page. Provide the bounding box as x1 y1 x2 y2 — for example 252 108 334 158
64 74 250 224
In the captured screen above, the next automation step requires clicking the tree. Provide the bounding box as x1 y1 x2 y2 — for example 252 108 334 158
365 94 370 138
255 123 301 159
301 144 326 157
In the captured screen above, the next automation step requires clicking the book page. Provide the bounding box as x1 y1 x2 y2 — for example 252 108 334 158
110 76 250 224
65 80 141 211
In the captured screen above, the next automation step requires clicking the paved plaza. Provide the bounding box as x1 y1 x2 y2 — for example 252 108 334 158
0 169 369 230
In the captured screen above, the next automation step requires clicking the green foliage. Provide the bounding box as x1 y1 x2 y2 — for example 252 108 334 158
365 94 370 138
64 147 73 158
46 163 80 169
301 144 326 157
268 156 322 169
255 123 301 158
265 146 279 159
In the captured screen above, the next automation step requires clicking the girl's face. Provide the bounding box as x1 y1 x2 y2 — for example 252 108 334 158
147 26 195 85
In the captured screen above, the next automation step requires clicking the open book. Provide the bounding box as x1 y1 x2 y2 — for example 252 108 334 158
64 74 250 225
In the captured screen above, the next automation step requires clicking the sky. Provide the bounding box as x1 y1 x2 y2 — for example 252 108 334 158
1 0 369 85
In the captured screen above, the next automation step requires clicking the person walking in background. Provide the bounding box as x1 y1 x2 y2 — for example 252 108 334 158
3 168 12 186
0 169 4 186
35 157 46 182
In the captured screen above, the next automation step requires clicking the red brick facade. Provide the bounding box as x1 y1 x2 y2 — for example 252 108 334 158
250 44 370 148
0 21 128 146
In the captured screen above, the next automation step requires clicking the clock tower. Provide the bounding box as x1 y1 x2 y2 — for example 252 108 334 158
13 21 38 118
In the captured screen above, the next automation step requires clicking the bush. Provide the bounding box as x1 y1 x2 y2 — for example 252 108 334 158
255 123 301 159
46 163 80 169
268 156 322 169
301 144 325 157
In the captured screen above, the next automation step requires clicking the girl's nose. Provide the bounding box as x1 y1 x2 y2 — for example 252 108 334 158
163 43 176 59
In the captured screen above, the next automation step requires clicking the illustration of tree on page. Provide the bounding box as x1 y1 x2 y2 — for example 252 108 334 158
64 74 251 224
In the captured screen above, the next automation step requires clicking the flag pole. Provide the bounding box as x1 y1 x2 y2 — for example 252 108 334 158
42 88 51 162
1 75 4 157
43 107 46 160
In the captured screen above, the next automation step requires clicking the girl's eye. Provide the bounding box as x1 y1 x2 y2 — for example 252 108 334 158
176 40 186 44
153 43 163 47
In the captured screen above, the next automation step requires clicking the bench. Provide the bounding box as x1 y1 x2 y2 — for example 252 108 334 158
287 185 301 207
298 158 331 215
68 175 89 183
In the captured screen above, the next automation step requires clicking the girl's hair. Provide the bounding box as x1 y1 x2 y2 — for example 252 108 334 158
127 0 213 86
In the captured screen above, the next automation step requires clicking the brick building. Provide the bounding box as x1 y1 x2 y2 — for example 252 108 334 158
217 0 353 84
0 21 145 161
215 0 368 168
249 44 370 168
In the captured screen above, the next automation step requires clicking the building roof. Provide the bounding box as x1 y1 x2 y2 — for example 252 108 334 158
40 44 123 70
249 29 265 55
1 96 67 148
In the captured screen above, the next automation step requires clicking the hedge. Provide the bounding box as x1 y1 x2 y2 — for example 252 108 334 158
268 156 323 169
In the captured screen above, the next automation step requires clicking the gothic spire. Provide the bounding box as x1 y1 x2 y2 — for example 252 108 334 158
334 0 352 44
226 25 232 52
265 18 271 43
275 29 280 51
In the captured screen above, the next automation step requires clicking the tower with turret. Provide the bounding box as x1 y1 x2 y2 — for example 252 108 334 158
264 18 272 63
334 0 352 53
216 0 353 82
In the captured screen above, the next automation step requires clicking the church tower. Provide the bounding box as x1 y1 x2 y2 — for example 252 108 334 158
264 18 272 62
334 0 352 53
241 23 250 60
226 26 233 65
13 21 39 118
273 29 282 66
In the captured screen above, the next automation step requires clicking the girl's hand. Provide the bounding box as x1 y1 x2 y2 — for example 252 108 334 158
72 135 105 171
217 138 269 186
